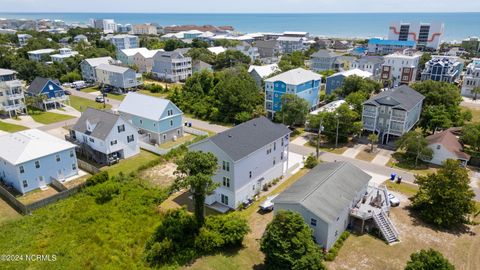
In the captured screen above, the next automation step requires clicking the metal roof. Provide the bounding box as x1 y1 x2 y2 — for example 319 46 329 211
118 92 179 121
265 68 322 85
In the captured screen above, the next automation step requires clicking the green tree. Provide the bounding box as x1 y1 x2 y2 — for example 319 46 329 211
368 133 379 153
214 50 251 70
186 47 216 64
60 71 82 83
213 39 240 48
395 131 433 167
274 94 310 127
304 155 319 169
419 105 453 133
336 75 382 97
175 151 218 225
191 38 209 48
261 211 326 270
278 51 306 71
345 91 368 115
164 39 186 51
412 159 476 228
405 249 454 270
461 123 480 151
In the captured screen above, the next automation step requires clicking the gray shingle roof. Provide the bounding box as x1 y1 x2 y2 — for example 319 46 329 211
72 108 119 140
27 77 61 96
363 85 425 111
311 49 340 59
273 162 371 224
198 117 291 162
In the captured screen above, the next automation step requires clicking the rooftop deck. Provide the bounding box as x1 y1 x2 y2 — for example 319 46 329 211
350 184 390 221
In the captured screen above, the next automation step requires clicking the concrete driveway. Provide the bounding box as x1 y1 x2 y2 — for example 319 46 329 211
371 149 394 166
343 144 364 158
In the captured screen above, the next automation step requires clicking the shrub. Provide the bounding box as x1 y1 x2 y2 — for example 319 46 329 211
325 231 350 261
263 184 269 191
88 182 120 204
203 213 249 247
305 155 319 169
194 227 224 253
85 171 109 186
405 249 454 270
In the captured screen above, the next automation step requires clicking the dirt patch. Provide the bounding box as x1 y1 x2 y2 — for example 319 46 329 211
17 186 59 205
0 198 21 224
140 162 178 188
326 201 480 270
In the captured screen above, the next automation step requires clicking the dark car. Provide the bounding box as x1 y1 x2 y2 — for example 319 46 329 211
64 90 72 95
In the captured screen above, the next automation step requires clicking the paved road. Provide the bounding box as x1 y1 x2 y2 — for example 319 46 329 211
461 99 480 109
69 90 228 134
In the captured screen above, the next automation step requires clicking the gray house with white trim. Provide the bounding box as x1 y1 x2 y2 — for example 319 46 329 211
273 162 372 250
189 117 291 209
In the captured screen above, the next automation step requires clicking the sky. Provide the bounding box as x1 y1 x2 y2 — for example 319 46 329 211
2 0 480 13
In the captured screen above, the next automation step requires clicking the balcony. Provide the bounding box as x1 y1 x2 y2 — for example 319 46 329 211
6 92 24 100
390 115 405 122
3 103 26 111
363 111 376 118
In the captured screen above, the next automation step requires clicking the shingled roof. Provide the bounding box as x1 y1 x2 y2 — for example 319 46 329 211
193 117 291 162
27 77 61 96
274 162 371 224
427 128 470 160
363 85 425 111
71 108 119 140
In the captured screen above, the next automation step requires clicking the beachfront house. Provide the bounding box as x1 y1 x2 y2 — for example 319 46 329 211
367 38 416 55
264 68 322 119
118 92 184 145
0 69 26 118
26 77 69 110
189 117 291 210
362 85 425 144
68 108 140 165
273 162 372 250
0 129 79 194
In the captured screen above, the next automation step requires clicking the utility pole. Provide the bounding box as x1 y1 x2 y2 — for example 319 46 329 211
335 115 340 148
316 117 323 159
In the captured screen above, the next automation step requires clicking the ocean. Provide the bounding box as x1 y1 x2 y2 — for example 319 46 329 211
1 13 479 41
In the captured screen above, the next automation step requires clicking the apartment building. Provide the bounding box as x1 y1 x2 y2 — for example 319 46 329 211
107 34 139 50
381 50 422 87
388 22 444 51
132 24 158 35
0 69 26 118
367 38 416 55
91 19 117 34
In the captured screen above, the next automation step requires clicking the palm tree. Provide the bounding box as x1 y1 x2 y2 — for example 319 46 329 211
368 133 379 153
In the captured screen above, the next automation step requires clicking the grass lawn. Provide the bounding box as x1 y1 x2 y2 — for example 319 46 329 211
101 150 161 177
465 106 480 122
159 134 196 149
355 148 377 162
384 180 419 197
106 93 126 101
387 152 438 176
69 95 112 112
81 87 100 93
0 120 28 132
0 199 21 225
138 90 168 99
27 106 75 125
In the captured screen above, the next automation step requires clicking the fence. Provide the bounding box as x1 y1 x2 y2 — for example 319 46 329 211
51 178 68 192
0 182 86 215
139 141 168 155
184 126 209 136
77 159 101 175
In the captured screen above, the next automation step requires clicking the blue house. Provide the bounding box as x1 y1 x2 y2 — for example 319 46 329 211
118 92 184 145
420 56 464 83
264 68 322 119
326 69 373 95
26 77 69 110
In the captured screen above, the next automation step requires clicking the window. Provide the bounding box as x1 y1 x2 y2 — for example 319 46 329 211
273 158 276 166
127 135 134 143
72 163 77 170
223 177 230 187
117 124 125 133
221 194 229 205
111 140 118 146
22 180 28 188
249 171 252 178
35 161 40 169
222 161 230 171
89 138 94 143
281 138 284 146
140 119 143 125
310 218 317 226
281 152 284 160
267 148 272 155
19 166 25 174
273 142 276 151
162 134 167 140
70 150 74 158
437 145 441 150
56 154 60 162
170 120 173 126
177 129 180 135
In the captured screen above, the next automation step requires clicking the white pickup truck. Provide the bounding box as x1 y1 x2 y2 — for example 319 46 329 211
259 194 278 212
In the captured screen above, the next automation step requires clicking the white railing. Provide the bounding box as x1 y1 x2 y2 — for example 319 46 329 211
6 93 24 100
184 127 208 136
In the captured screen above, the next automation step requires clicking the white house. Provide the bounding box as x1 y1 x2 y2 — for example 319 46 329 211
273 162 373 249
248 64 281 88
381 50 422 87
461 58 480 99
50 48 79 63
189 117 291 209
27 49 56 62
69 108 140 165
425 128 470 167
0 129 79 194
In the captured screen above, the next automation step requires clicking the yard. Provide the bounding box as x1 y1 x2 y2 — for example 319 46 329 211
69 95 112 112
0 198 21 224
387 152 439 176
159 134 196 149
27 106 76 125
467 107 480 122
140 162 178 187
81 87 100 93
355 148 377 162
101 149 161 177
0 120 28 132
106 93 126 101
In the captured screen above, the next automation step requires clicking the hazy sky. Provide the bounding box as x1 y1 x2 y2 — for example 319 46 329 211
2 0 480 13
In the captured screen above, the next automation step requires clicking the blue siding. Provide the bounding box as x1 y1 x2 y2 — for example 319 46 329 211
326 74 346 95
265 79 321 113
40 80 65 99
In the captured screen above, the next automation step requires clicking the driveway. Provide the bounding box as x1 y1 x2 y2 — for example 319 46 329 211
342 144 365 158
371 149 394 166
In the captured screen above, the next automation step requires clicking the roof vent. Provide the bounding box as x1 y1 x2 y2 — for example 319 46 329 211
228 134 232 138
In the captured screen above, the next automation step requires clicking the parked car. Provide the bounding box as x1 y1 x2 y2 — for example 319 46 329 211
388 193 400 207
95 95 105 103
259 194 278 212
242 198 254 209
64 90 72 95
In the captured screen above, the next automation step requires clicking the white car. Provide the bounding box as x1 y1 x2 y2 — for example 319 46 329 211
259 194 278 212
388 193 400 207
95 95 105 103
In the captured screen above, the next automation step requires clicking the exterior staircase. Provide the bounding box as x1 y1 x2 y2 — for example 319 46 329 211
373 210 399 244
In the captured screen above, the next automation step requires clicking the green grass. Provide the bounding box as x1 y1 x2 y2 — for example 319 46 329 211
81 87 100 93
138 90 168 99
69 95 112 112
106 93 126 101
0 175 168 269
0 120 28 132
387 152 438 176
0 199 21 224
101 150 161 177
465 107 480 122
159 134 196 149
384 180 419 197
27 106 76 125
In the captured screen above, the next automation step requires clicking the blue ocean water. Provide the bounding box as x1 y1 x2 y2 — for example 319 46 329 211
1 13 479 41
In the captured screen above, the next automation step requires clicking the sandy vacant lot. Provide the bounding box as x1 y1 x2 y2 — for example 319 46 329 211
140 162 178 188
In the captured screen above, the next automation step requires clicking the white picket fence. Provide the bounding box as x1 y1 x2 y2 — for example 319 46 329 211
184 126 209 136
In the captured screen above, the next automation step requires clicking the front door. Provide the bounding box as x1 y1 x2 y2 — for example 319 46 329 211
37 176 46 188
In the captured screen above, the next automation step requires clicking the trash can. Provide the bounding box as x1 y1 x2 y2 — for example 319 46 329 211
390 173 396 181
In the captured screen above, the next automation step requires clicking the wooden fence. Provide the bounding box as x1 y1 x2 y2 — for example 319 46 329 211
77 159 101 175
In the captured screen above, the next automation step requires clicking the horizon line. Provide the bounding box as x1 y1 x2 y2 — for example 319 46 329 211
2 11 480 14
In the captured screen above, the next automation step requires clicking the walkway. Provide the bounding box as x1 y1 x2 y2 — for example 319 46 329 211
2 115 43 129
371 149 394 166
